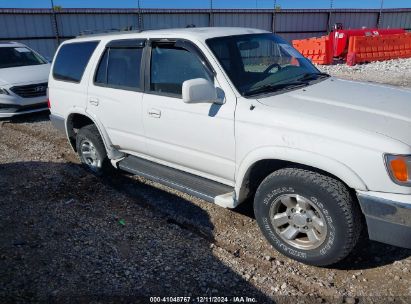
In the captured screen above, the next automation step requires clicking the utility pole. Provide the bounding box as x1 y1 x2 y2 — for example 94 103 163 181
327 0 334 33
378 0 384 28
137 0 143 30
209 0 213 27
272 0 277 33
50 0 60 45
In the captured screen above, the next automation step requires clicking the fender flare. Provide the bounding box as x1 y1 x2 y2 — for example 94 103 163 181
65 108 123 159
235 146 368 203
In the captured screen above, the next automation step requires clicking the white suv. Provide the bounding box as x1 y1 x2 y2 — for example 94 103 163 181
0 42 50 118
49 28 411 266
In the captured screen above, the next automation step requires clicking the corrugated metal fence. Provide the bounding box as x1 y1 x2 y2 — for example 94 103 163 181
0 8 410 58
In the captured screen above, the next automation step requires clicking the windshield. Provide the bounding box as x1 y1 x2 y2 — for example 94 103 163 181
0 47 47 69
206 33 327 96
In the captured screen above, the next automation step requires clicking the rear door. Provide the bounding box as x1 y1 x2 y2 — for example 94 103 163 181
86 39 147 154
142 40 236 184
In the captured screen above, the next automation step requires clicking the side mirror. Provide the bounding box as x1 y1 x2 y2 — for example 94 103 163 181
182 78 222 104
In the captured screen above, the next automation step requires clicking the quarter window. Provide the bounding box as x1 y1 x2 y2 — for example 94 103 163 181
150 45 212 96
94 47 143 91
53 41 99 83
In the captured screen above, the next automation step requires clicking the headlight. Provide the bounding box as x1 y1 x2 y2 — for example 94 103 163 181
385 154 411 185
0 88 9 95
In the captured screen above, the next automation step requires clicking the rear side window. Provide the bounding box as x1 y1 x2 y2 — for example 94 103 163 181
94 47 143 91
53 41 99 83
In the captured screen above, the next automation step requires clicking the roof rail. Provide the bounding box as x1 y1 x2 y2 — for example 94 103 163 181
77 26 143 38
0 41 21 45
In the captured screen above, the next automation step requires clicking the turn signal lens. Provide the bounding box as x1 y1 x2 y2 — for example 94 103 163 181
385 155 411 185
390 158 408 182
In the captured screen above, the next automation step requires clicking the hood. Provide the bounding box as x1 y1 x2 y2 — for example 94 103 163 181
257 78 411 146
0 63 51 86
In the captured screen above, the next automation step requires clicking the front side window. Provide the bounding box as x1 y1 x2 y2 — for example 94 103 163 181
95 47 143 91
150 45 212 96
53 41 99 83
207 34 327 97
0 46 47 69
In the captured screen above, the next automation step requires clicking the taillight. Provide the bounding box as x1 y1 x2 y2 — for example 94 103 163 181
47 98 51 109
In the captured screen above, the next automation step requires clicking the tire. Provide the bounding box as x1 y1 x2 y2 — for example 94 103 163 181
76 124 111 175
254 167 362 266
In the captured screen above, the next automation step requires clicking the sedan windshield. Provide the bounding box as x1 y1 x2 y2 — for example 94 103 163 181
0 47 47 69
206 33 328 96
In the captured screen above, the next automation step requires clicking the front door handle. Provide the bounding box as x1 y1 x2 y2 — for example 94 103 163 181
148 108 161 118
89 97 99 106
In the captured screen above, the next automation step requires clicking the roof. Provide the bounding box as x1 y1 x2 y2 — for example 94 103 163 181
0 41 25 48
71 27 269 43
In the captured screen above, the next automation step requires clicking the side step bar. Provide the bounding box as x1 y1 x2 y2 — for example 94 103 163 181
117 155 235 206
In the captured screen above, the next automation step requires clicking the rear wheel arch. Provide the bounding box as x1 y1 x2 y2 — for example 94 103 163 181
65 112 120 159
66 113 95 152
66 113 95 151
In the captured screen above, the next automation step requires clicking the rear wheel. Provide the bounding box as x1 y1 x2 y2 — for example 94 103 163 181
76 124 110 175
254 167 362 266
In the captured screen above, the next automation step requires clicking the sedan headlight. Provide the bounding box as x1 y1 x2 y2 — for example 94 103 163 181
385 154 411 185
0 88 9 95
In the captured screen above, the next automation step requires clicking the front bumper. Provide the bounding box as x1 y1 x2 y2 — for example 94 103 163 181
0 92 48 118
357 191 411 249
0 102 48 118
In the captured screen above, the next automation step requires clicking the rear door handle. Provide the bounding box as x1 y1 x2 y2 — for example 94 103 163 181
148 108 161 118
89 97 99 106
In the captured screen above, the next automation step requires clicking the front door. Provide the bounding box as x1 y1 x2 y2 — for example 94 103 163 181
142 41 236 184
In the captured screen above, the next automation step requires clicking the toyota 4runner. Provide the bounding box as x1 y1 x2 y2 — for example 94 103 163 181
48 27 411 266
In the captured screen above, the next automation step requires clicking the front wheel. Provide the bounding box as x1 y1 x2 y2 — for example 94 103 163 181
254 168 362 266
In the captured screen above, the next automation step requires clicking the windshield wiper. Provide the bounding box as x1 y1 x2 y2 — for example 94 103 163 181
244 81 309 96
297 72 330 82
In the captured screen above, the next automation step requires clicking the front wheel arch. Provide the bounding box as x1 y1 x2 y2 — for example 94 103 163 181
235 149 368 204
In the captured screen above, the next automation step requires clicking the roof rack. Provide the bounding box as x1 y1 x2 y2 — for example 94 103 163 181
77 26 143 38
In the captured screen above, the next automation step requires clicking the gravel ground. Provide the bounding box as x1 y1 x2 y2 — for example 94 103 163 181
317 58 411 88
1 64 411 303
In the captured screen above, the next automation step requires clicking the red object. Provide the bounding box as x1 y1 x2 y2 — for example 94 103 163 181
347 33 411 65
330 28 406 58
346 52 356 66
47 98 51 109
292 36 333 65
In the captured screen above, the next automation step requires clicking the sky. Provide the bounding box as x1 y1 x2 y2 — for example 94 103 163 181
0 0 410 9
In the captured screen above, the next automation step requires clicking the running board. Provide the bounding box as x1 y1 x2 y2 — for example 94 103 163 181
117 155 235 206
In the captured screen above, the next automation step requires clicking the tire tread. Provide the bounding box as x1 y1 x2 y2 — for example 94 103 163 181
255 167 362 265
